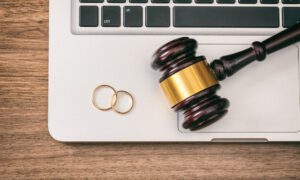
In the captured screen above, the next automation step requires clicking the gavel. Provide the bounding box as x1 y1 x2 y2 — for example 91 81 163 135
152 23 300 131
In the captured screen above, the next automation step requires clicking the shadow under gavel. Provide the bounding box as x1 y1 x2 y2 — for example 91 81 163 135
152 23 300 131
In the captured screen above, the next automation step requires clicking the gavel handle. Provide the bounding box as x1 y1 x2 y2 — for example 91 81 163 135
211 23 300 81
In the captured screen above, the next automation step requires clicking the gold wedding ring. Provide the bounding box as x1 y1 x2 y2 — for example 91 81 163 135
92 84 117 111
92 84 134 115
111 90 134 115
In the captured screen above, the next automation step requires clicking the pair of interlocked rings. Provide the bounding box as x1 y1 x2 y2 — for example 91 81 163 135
92 84 134 114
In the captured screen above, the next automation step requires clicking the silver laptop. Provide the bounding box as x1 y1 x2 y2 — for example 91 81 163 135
48 0 300 142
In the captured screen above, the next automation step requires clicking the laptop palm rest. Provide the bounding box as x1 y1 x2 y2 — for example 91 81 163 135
48 38 300 141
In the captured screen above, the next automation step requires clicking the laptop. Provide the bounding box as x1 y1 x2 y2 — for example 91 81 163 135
48 0 300 142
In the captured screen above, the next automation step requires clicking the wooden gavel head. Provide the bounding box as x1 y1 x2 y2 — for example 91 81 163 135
152 37 229 131
152 24 300 130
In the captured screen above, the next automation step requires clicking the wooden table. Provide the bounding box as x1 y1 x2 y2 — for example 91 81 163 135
1 0 300 179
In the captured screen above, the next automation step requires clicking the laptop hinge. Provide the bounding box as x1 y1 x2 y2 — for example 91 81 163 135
211 138 268 142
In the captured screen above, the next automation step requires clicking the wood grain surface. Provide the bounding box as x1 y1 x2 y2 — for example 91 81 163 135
0 0 300 179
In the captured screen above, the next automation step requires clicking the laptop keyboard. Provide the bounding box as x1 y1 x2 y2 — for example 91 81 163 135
72 0 300 35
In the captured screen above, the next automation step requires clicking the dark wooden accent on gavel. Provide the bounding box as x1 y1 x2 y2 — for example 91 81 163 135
152 23 300 131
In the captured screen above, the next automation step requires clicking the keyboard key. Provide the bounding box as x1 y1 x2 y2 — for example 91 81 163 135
173 7 279 28
283 7 300 28
239 0 257 3
217 0 235 3
151 0 170 3
282 0 300 3
174 0 192 3
195 0 213 3
80 0 103 2
124 6 143 27
130 0 148 2
79 6 99 27
260 0 278 3
102 6 121 27
107 0 126 2
146 7 170 27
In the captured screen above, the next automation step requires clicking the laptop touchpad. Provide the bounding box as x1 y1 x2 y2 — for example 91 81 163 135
179 44 300 133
